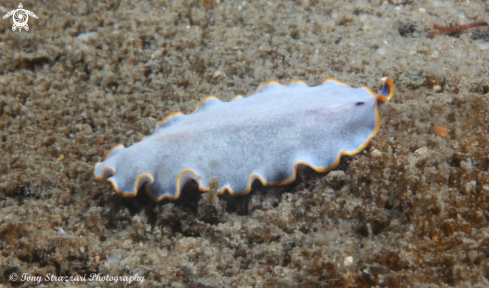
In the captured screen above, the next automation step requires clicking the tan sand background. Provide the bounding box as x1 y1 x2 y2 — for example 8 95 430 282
1 0 489 287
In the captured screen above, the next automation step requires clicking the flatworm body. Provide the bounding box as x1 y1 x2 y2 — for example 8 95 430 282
94 78 394 201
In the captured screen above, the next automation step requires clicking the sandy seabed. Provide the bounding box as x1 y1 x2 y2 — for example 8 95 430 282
1 0 489 287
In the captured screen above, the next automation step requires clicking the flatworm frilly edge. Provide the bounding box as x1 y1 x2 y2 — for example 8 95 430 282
94 77 394 201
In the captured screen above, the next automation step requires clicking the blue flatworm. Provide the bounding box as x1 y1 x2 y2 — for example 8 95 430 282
94 77 394 201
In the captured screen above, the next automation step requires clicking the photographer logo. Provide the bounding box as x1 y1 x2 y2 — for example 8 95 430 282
2 3 38 32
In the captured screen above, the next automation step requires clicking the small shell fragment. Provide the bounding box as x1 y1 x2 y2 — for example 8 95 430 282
433 85 443 93
371 149 382 158
415 147 428 155
434 126 447 137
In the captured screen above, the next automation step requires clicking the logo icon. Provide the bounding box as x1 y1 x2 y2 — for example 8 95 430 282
2 3 38 32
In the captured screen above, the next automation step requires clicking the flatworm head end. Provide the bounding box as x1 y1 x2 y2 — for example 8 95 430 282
378 77 395 102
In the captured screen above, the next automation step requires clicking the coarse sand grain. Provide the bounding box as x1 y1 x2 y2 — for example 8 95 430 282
1 0 489 287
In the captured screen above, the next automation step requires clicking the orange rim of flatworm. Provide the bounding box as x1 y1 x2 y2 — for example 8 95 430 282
103 144 124 161
95 78 394 201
